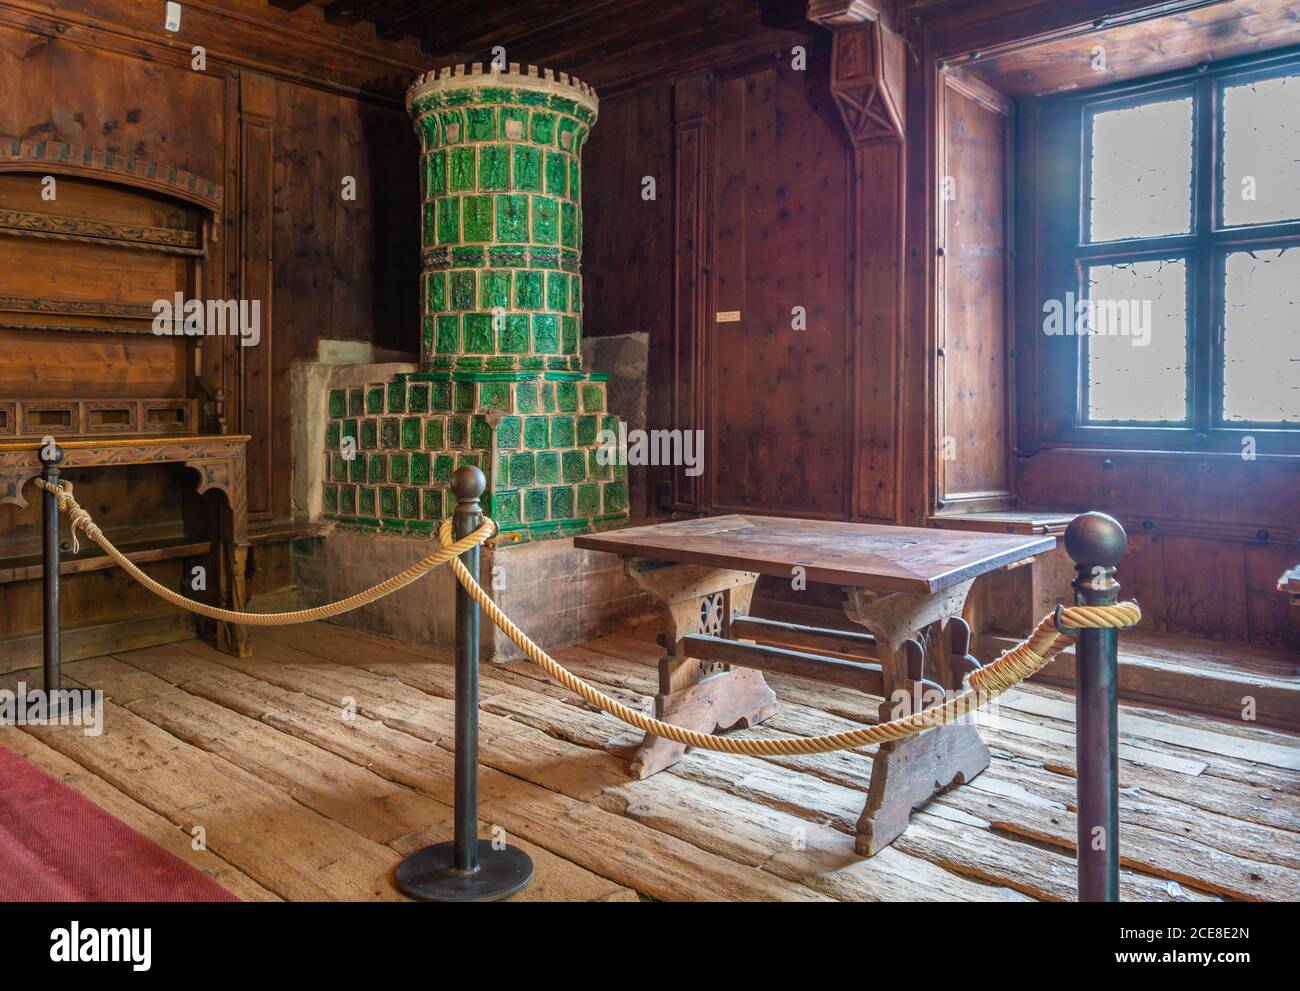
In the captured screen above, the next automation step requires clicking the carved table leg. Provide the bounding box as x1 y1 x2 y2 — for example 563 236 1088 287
216 540 251 657
625 559 777 779
844 580 989 856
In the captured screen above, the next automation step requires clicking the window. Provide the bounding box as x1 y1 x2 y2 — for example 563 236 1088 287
1034 54 1300 448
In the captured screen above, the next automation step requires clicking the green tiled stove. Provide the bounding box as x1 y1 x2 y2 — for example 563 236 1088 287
321 63 628 541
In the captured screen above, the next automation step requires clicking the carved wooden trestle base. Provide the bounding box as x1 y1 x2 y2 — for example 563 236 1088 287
0 434 252 657
576 514 1053 856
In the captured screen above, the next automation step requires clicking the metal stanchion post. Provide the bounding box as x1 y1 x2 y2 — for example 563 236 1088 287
395 466 533 901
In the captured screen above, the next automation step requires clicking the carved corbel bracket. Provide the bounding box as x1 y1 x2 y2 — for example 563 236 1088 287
808 1 906 144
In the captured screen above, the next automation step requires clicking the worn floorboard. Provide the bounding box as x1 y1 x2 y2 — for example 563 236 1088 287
2 620 1296 902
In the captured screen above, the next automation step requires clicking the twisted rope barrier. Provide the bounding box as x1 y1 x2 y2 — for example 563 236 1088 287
34 477 495 625
35 476 1139 754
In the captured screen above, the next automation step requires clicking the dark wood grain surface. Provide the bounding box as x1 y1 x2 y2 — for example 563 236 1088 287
576 514 1054 593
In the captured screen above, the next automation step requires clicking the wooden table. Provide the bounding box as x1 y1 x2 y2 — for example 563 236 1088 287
575 514 1055 855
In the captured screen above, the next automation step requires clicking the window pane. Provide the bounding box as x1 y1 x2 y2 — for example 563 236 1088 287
1223 249 1300 423
1088 97 1193 242
1085 258 1189 422
1222 74 1300 226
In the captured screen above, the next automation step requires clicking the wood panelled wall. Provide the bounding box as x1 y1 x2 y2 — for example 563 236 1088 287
0 0 421 524
584 34 908 525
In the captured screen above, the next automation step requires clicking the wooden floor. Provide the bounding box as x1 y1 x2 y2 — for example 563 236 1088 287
2 621 1298 902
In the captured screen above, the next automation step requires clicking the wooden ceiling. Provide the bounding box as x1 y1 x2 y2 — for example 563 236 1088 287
960 0 1300 98
267 0 814 93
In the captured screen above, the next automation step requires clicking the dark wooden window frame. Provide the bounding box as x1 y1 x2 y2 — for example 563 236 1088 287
1024 47 1300 457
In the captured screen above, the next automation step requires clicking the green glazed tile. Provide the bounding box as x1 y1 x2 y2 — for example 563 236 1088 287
436 197 459 243
464 313 494 353
408 384 430 413
533 314 559 353
389 453 408 484
480 146 510 190
387 381 405 414
325 421 341 449
348 388 364 417
532 196 558 244
562 449 586 483
422 202 436 247
479 269 510 309
322 484 338 513
536 451 560 485
359 486 376 516
547 270 569 311
338 485 356 514
546 152 568 197
431 381 452 411
463 196 494 242
448 416 468 448
368 454 386 483
449 147 476 191
401 417 422 449
562 316 578 353
515 382 539 413
561 201 578 247
470 415 492 449
451 270 476 310
426 150 447 196
379 487 398 517
401 487 421 518
498 416 521 449
509 452 534 487
380 418 401 449
493 489 522 526
551 485 574 518
361 419 378 450
365 386 384 414
576 482 600 518
513 146 542 192
427 271 446 311
331 453 347 481
434 454 454 484
350 453 367 483
530 111 555 145
588 449 611 481
423 488 442 519
523 416 549 448
410 452 431 485
436 315 460 353
468 107 496 142
480 381 510 410
555 381 578 412
515 270 543 310
577 414 598 446
452 246 484 267
501 315 529 354
551 415 575 447
524 487 548 522
425 418 444 449
454 382 475 411
496 195 529 243
603 482 628 515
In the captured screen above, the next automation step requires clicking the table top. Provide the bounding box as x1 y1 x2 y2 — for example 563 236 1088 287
574 514 1056 594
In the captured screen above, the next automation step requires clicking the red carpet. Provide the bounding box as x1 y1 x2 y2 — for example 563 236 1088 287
0 741 238 901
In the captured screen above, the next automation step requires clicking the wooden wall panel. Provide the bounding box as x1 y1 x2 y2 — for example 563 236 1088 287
935 71 1013 512
706 60 851 519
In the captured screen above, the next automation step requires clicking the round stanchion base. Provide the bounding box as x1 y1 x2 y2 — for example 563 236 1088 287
396 840 533 902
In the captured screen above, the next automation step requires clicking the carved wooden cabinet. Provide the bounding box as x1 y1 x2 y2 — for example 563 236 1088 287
0 137 251 663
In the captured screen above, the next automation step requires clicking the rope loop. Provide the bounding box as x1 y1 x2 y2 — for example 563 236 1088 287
433 519 1141 756
33 476 1141 754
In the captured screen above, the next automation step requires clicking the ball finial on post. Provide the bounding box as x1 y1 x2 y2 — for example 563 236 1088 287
451 465 486 504
1064 511 1127 572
